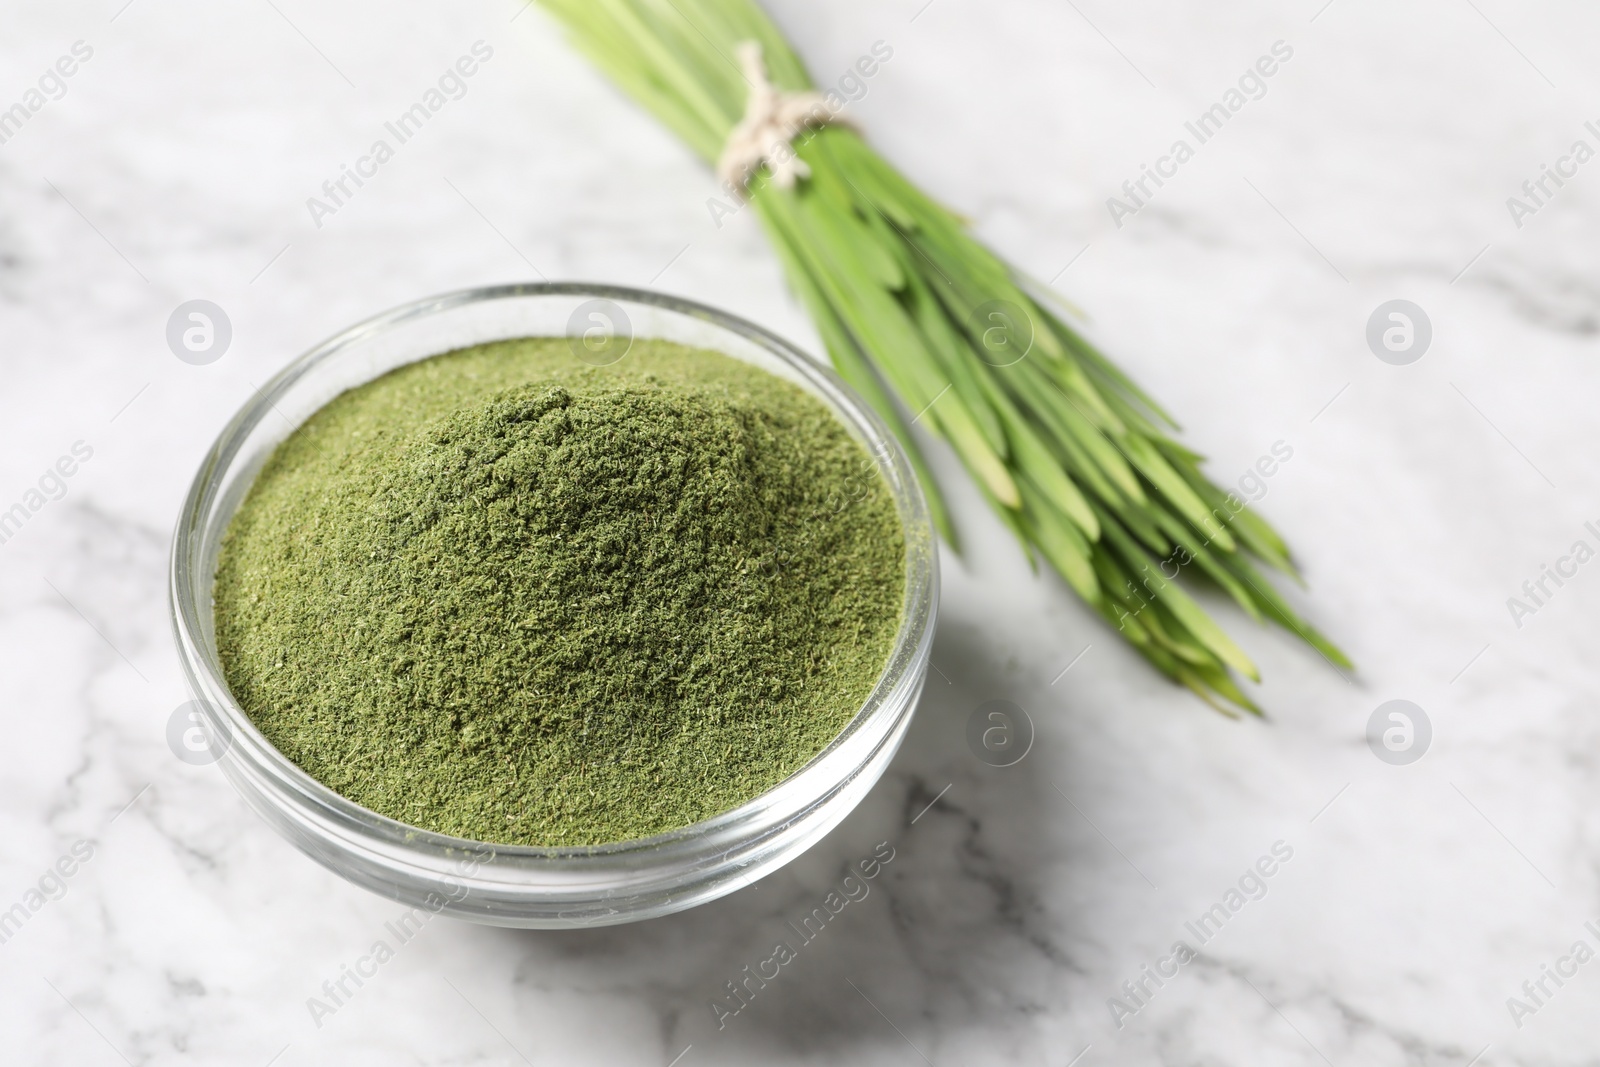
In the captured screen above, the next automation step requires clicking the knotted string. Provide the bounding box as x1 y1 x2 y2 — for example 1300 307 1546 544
715 41 852 197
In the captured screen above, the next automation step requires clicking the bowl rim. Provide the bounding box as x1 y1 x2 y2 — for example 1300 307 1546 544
169 281 938 864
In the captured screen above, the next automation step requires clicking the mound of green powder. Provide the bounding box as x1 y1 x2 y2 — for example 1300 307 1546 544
213 338 905 847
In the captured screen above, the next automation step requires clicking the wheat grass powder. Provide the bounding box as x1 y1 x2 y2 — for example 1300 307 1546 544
213 338 905 847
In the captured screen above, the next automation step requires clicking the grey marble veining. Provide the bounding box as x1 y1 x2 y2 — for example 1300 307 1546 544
2 0 1598 1063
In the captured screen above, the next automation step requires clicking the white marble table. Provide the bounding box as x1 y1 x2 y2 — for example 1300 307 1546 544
3 0 1597 1063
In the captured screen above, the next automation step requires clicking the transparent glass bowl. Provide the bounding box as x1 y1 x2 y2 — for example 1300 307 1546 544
169 283 937 928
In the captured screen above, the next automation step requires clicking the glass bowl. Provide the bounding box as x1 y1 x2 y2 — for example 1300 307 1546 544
168 283 938 928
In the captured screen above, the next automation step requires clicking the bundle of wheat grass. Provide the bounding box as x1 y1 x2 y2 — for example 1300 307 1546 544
539 0 1350 712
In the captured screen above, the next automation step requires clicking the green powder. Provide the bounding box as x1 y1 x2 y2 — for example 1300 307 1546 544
213 338 905 847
